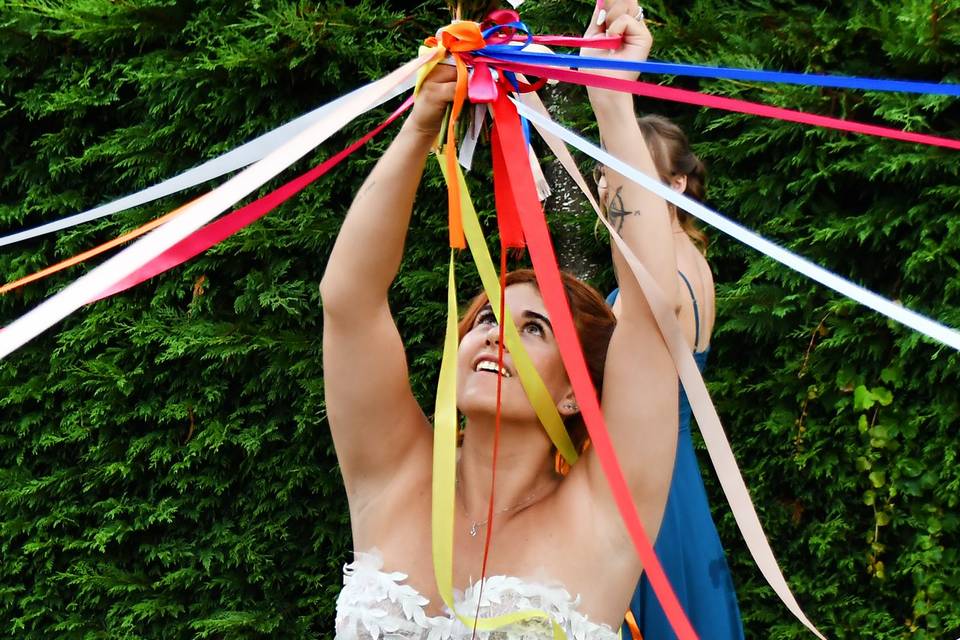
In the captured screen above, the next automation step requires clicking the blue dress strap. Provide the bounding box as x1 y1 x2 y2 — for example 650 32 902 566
677 271 701 351
607 273 702 350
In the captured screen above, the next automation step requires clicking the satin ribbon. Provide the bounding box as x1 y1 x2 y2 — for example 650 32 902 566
490 92 698 640
0 54 433 359
431 251 565 640
513 96 960 352
0 76 416 249
0 200 195 296
480 47 960 96
484 60 960 151
437 155 578 464
84 97 413 302
517 91 827 639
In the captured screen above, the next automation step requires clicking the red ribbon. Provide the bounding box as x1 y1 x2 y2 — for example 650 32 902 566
491 124 525 249
89 98 413 303
489 91 699 640
484 59 960 151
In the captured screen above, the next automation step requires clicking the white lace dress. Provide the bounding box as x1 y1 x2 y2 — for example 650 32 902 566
335 550 618 640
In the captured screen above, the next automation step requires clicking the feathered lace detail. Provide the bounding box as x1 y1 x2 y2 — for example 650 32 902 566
335 550 617 640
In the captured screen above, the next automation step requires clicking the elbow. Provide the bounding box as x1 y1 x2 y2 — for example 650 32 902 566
319 272 350 317
320 270 384 320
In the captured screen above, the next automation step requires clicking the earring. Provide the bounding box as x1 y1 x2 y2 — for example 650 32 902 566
564 403 578 412
554 438 592 477
555 450 572 476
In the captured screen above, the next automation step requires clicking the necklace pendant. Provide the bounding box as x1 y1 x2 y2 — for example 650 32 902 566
470 523 479 537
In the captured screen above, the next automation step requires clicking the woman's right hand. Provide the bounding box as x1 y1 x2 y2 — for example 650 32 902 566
405 63 459 138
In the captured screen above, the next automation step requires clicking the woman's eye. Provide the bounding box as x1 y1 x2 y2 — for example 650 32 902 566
523 322 544 337
476 311 496 326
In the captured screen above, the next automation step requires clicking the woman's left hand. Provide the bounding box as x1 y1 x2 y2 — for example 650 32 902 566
581 0 652 90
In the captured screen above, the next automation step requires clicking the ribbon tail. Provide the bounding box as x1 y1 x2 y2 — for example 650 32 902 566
0 54 431 359
490 91 698 640
485 60 960 151
519 92 831 639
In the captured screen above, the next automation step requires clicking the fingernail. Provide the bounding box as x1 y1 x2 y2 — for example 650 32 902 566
596 9 607 25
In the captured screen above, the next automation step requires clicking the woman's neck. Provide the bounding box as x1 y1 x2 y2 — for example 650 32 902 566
457 415 559 524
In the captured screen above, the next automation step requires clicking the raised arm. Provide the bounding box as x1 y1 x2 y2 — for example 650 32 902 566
578 3 682 534
320 67 456 504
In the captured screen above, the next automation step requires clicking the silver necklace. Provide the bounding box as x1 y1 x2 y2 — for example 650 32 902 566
456 469 552 537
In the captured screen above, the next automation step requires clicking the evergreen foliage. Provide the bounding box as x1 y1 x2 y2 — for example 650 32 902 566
0 0 957 637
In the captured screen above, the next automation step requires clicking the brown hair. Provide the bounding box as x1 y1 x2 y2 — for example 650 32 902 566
636 114 709 253
457 269 616 454
595 115 709 253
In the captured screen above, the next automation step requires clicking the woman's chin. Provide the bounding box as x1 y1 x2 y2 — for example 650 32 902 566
457 381 536 423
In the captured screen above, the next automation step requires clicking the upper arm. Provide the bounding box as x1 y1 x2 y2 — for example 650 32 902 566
582 311 678 537
322 298 431 504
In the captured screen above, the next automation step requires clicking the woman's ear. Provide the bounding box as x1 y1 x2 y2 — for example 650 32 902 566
671 174 687 194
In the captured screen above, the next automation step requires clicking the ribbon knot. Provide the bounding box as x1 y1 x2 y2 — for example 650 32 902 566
435 21 486 52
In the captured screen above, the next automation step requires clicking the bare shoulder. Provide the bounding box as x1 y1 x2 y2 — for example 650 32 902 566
676 238 715 346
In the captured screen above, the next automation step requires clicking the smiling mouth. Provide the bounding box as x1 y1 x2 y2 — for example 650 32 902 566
475 360 511 378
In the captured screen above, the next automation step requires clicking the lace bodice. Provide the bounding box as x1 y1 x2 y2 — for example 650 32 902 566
335 550 617 640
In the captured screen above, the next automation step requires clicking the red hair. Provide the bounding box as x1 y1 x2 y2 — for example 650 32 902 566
457 269 616 452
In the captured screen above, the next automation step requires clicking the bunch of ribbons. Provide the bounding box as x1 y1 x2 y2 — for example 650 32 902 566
2 7 959 640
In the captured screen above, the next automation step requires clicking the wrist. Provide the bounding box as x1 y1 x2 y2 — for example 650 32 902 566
399 117 442 148
591 94 637 133
589 90 635 120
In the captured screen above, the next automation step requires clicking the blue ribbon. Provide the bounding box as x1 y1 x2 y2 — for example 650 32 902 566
479 47 960 97
481 21 534 48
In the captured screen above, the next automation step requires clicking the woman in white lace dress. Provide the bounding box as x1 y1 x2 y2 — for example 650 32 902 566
320 2 681 638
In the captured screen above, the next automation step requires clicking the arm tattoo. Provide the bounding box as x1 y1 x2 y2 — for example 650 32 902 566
607 187 641 235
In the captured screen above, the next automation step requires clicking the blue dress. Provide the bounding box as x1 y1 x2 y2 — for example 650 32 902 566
607 282 744 640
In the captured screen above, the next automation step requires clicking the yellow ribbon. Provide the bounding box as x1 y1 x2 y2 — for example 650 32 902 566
436 154 578 464
432 251 565 639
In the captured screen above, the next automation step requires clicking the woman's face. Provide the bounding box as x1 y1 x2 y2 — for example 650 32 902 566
456 283 576 422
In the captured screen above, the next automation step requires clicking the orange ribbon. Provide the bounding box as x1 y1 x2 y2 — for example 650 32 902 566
422 22 486 248
0 200 198 296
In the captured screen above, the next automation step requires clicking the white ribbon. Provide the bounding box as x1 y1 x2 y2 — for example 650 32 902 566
0 55 429 359
0 76 415 248
514 97 960 353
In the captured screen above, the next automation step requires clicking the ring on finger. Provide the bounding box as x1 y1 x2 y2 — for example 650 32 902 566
634 6 644 20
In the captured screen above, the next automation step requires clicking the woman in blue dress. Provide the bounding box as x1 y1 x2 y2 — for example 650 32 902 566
599 115 745 640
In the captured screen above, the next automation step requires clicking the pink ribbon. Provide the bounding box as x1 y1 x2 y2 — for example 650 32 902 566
483 59 960 151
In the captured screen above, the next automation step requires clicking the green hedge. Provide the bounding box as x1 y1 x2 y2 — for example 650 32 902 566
1 1 957 637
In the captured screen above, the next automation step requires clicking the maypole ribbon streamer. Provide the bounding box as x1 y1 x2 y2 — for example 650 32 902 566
0 54 432 359
518 90 826 638
431 250 564 639
437 156 578 463
486 61 960 151
491 92 698 640
480 47 960 96
85 97 414 303
0 76 416 248
0 200 196 296
513 96 960 352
